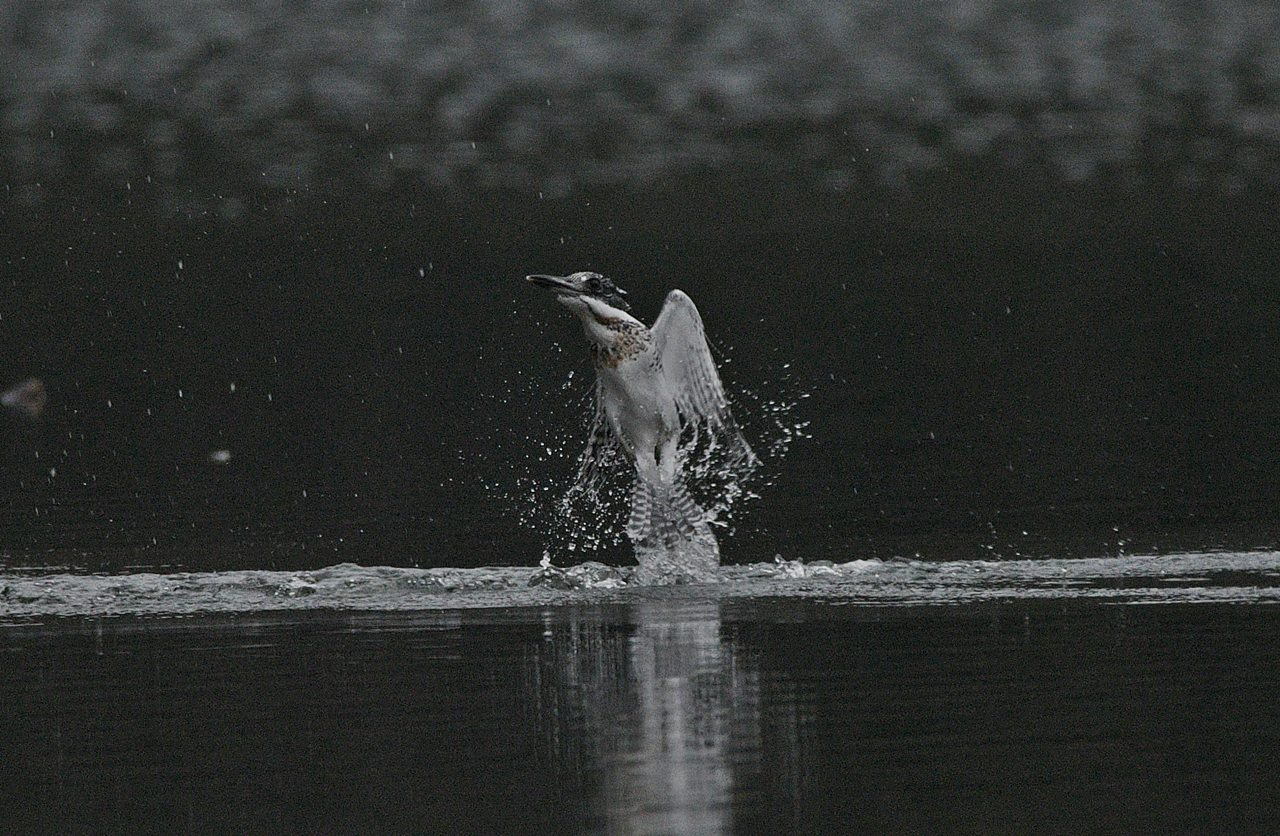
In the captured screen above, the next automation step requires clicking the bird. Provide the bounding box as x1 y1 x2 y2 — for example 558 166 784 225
526 271 756 576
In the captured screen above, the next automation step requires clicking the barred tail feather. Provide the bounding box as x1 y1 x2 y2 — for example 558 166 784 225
627 476 720 568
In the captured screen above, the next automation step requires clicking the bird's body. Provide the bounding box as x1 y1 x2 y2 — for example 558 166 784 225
591 318 679 485
527 272 757 577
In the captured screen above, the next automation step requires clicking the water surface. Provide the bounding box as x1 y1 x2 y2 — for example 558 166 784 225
4 581 1278 832
4 550 1280 618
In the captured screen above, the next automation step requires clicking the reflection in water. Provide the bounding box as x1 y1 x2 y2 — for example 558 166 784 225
606 601 738 832
5 602 1280 830
526 599 807 833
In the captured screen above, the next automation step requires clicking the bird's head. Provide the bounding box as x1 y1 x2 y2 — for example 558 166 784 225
526 271 631 314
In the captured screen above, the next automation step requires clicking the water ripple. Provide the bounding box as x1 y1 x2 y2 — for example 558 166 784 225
2 551 1280 619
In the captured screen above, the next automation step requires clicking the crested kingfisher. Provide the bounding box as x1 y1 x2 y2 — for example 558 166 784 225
526 271 757 572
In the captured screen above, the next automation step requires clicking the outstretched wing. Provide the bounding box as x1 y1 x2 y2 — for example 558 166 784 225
652 290 757 466
568 381 621 497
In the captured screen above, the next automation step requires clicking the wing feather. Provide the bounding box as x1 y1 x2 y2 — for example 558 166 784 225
652 290 757 467
568 381 620 497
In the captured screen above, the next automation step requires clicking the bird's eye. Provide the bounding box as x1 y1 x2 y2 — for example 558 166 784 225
587 278 601 291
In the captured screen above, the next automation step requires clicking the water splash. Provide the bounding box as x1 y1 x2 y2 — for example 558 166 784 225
556 360 807 581
679 361 813 527
479 351 808 578
468 356 621 558
4 552 1280 619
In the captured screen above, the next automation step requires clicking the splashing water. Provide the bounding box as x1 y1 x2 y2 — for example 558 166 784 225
4 551 1280 618
547 360 807 581
467 296 812 583
680 368 813 526
468 357 611 553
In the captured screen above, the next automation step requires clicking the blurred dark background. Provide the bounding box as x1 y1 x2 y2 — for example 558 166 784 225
2 0 1279 570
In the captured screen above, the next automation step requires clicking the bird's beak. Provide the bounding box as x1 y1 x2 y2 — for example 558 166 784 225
526 274 581 295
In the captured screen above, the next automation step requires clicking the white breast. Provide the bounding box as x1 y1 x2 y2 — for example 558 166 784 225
598 346 677 454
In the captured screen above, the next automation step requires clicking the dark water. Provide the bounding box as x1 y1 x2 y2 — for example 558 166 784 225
4 594 1280 833
4 176 1280 571
3 553 1280 831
